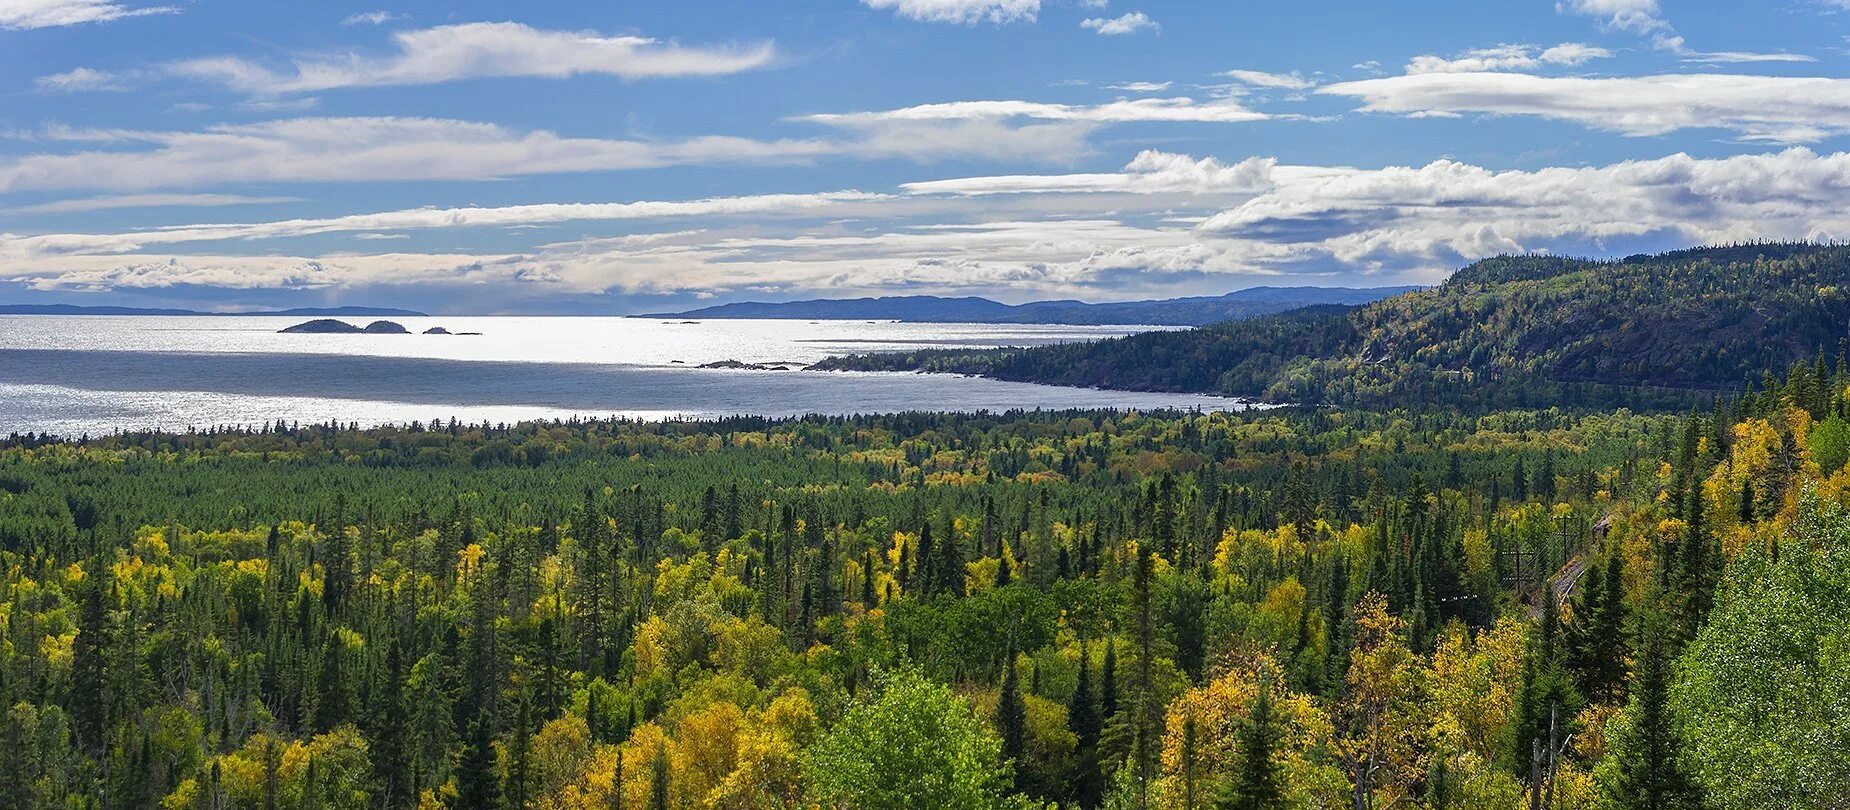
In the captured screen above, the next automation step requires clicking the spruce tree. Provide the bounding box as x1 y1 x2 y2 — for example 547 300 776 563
72 576 110 755
1612 622 1697 810
1068 640 1104 808
1218 685 1285 810
649 740 671 810
996 647 1028 790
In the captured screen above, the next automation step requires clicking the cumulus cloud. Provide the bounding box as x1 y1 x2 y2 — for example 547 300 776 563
1080 12 1157 35
1556 0 1665 33
861 0 1038 24
1405 43 1610 74
163 22 776 95
0 0 174 30
1198 148 1850 266
1320 72 1850 143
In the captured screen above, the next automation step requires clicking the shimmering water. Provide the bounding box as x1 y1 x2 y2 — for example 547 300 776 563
0 316 1243 435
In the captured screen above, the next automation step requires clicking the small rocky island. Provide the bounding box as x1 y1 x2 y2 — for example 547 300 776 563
279 319 474 335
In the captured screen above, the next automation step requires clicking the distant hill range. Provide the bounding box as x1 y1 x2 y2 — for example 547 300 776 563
0 305 428 317
636 286 1422 326
816 243 1850 411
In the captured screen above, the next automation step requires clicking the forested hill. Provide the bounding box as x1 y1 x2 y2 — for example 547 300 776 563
817 243 1850 409
636 285 1419 326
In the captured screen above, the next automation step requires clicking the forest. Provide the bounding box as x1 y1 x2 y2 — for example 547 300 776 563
817 243 1850 413
2 348 1849 809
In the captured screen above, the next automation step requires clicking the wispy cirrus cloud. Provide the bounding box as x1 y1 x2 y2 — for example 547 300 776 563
339 10 399 26
803 95 1275 125
0 117 836 193
1221 69 1314 90
0 0 174 30
0 114 1103 194
10 193 299 215
45 22 778 98
1320 72 1850 143
33 66 127 92
861 0 1038 25
902 150 1279 195
1556 0 1811 63
143 22 777 96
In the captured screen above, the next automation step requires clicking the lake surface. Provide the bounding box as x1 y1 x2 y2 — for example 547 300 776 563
0 316 1243 435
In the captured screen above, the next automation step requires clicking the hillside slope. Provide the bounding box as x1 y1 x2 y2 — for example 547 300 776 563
637 286 1419 326
816 243 1850 409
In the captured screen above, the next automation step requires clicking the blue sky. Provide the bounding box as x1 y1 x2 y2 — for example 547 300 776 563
1 0 1846 313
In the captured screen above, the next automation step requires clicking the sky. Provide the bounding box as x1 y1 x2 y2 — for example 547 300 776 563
1 0 1848 314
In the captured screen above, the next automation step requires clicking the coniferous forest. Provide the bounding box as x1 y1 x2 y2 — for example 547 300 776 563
6 344 1850 808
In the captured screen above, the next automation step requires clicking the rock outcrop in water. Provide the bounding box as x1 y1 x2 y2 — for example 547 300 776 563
279 319 430 334
279 319 364 334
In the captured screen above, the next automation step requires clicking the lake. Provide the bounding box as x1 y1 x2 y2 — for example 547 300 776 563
0 316 1245 436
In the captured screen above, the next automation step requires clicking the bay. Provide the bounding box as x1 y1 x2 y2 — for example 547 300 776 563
0 316 1244 435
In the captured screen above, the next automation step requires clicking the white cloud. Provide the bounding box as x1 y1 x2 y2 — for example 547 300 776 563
165 22 777 95
1221 69 1313 89
1104 81 1171 92
33 66 125 92
16 149 1850 299
861 0 1038 24
10 193 298 214
1197 147 1850 269
3 191 890 255
0 117 840 193
804 95 1273 125
1405 43 1610 74
1080 11 1157 35
0 113 1108 195
1556 1 1810 63
340 10 399 25
902 150 1278 195
0 0 174 30
1556 0 1666 33
1320 72 1850 143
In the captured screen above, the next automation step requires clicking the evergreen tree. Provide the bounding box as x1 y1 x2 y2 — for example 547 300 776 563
1610 621 1697 810
457 715 503 809
1218 684 1285 810
1068 640 1105 808
649 740 671 810
996 647 1028 790
71 576 110 756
